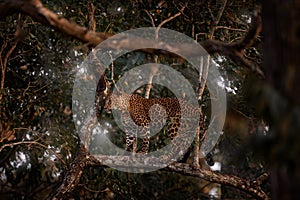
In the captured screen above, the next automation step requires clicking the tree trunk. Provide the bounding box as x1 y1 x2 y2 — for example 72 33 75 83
262 0 300 199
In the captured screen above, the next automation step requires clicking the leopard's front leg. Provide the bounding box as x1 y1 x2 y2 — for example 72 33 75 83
121 111 137 153
121 111 150 154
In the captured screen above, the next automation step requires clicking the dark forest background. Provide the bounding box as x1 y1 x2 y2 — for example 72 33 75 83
0 0 299 199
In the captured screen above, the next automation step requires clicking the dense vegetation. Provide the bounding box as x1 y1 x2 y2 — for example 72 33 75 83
1 0 299 199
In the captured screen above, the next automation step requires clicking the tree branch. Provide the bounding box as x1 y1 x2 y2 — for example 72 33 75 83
209 0 227 38
167 162 269 200
51 146 269 200
49 145 90 200
0 40 18 102
0 140 66 165
0 0 263 77
0 0 113 46
201 7 263 76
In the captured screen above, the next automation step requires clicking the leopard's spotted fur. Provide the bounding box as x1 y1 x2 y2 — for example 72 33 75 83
105 92 206 155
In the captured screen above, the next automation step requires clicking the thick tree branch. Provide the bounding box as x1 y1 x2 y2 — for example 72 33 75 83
0 0 113 46
0 0 263 76
53 100 269 199
49 145 90 200
167 163 269 200
51 145 269 200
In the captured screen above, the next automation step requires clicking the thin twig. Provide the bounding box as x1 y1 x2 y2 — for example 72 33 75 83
210 0 227 38
215 26 247 32
198 56 210 100
193 55 210 167
109 52 119 92
155 3 187 40
143 9 155 27
87 3 96 31
0 140 66 165
0 41 8 91
0 40 17 102
3 42 18 86
214 0 227 26
145 3 187 98
144 63 158 99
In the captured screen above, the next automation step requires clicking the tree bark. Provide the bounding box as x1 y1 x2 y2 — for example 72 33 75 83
262 0 300 199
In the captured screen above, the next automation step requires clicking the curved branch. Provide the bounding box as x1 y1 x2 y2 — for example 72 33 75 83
0 0 263 76
51 145 269 200
0 0 113 46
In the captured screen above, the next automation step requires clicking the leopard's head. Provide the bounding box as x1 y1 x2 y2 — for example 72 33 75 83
104 92 131 112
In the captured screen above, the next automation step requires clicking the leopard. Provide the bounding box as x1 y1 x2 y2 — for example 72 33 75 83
104 91 206 157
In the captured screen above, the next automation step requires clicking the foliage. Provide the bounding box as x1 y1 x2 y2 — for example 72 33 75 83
0 0 267 199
